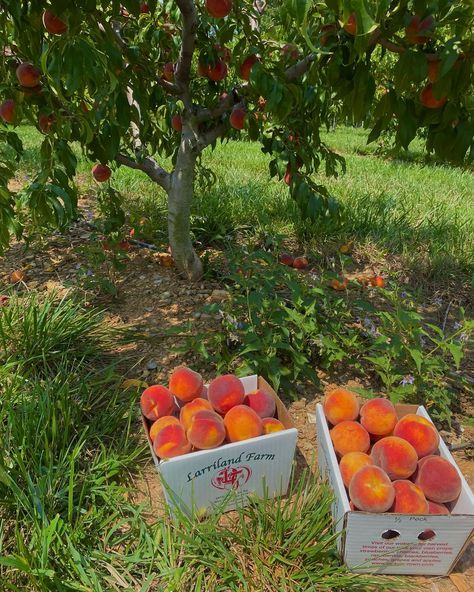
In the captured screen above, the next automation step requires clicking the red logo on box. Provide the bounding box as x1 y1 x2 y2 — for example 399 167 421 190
211 465 252 490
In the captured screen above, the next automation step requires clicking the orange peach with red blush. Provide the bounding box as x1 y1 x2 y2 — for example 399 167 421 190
390 480 429 514
224 405 262 442
415 456 461 503
169 366 203 403
187 410 226 449
323 387 359 425
371 436 418 480
330 421 370 456
153 423 191 459
428 501 450 515
393 414 439 458
140 385 176 421
149 415 180 441
349 465 395 513
244 389 276 419
262 417 284 434
339 452 373 488
208 374 245 414
179 398 213 432
360 398 397 437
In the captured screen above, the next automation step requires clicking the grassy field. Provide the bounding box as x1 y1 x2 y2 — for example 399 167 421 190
15 125 474 287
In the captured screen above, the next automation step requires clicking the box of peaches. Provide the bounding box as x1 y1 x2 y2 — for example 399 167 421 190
316 388 474 576
140 366 297 516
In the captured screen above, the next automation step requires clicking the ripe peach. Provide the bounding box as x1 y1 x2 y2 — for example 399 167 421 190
405 15 435 45
320 23 338 46
10 270 25 284
16 63 41 88
179 397 213 432
208 60 228 82
163 62 175 82
187 410 226 449
323 387 359 425
42 9 68 34
140 2 150 13
208 374 245 414
92 163 111 182
339 452 373 488
38 113 55 134
349 466 395 513
391 480 429 514
330 421 370 456
169 366 203 403
420 84 446 109
370 275 385 288
284 162 293 186
206 0 232 18
344 13 357 36
415 455 462 503
230 106 246 130
262 417 285 434
279 252 294 267
393 414 439 458
360 398 397 437
154 423 191 459
293 256 309 269
149 415 180 441
240 54 259 81
171 114 182 132
224 404 263 442
215 44 232 63
428 59 441 83
0 99 15 124
140 385 176 421
428 501 450 515
330 278 348 291
244 389 276 419
371 436 418 480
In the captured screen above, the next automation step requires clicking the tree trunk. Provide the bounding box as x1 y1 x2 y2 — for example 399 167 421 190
167 135 203 281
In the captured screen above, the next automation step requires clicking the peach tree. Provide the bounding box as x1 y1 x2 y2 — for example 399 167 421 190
0 0 472 279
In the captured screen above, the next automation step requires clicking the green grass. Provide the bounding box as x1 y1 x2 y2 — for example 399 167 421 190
14 124 474 286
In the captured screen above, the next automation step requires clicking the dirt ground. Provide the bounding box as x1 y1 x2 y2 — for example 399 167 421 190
1 220 473 592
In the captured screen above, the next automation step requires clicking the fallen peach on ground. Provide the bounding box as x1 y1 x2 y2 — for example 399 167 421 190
349 465 395 513
244 389 276 419
140 385 176 421
208 374 245 414
393 414 439 458
339 452 374 488
187 410 226 449
224 405 262 442
262 417 285 434
323 387 359 425
169 366 203 403
330 421 370 456
360 398 397 437
371 436 418 480
415 455 461 503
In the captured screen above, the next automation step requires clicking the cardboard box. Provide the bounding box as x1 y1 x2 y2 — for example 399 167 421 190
143 375 297 516
316 403 474 575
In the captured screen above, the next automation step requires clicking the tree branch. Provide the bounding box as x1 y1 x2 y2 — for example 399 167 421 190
195 92 237 123
116 154 171 191
175 0 197 109
285 53 316 80
199 121 230 150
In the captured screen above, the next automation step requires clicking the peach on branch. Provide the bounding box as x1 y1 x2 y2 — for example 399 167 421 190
42 10 68 35
224 405 263 442
208 374 245 414
262 417 285 434
344 14 357 36
38 113 55 134
207 60 228 82
349 465 395 513
171 114 183 132
323 387 359 425
330 421 370 456
428 59 441 83
149 416 180 441
390 480 429 514
179 397 213 432
154 423 191 459
420 84 446 109
415 455 462 503
163 62 175 82
405 15 435 45
140 2 150 13
371 436 418 480
169 366 203 403
339 451 373 488
140 385 176 421
206 0 233 19
0 99 15 124
16 63 41 88
244 389 276 419
240 54 259 81
187 409 226 449
230 106 246 130
92 163 112 182
320 23 338 46
393 414 439 458
360 398 397 437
